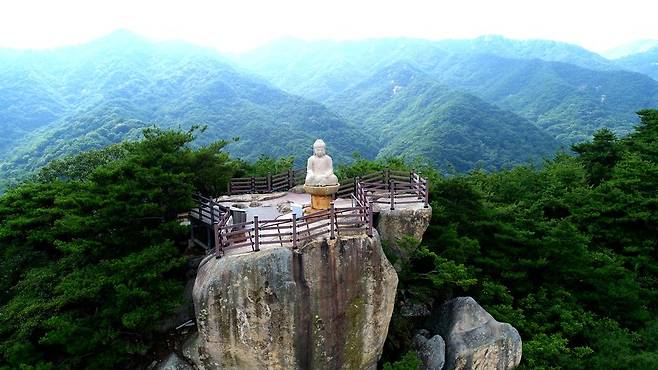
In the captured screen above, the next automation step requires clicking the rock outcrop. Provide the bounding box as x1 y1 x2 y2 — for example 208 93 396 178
433 297 522 370
190 231 397 369
376 204 432 252
412 330 446 370
156 353 194 370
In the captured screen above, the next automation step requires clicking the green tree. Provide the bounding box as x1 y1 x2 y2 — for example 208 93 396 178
0 128 235 369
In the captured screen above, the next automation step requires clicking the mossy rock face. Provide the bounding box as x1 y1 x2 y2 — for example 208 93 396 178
191 231 398 370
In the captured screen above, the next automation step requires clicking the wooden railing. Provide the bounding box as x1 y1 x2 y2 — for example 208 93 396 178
189 193 231 249
228 168 306 195
213 202 373 257
357 170 429 210
192 168 429 257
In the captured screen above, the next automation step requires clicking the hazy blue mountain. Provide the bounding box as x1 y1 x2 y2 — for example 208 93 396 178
0 31 375 186
424 53 658 143
603 39 658 59
615 46 658 81
235 35 617 100
326 62 561 171
234 37 448 101
433 35 617 71
237 37 658 144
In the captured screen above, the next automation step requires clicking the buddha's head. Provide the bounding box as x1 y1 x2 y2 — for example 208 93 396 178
313 139 326 157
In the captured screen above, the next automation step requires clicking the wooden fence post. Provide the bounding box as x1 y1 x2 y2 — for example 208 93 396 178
330 202 336 239
424 179 429 208
214 224 221 258
210 199 215 225
267 174 272 192
292 216 298 249
288 169 294 189
389 180 395 210
227 181 232 195
367 201 374 237
253 216 260 251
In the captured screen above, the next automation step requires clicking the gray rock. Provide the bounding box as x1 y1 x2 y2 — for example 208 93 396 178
156 353 194 370
434 297 522 370
181 332 207 367
277 201 293 214
412 332 446 370
192 231 397 369
376 205 432 261
400 302 431 318
289 184 306 194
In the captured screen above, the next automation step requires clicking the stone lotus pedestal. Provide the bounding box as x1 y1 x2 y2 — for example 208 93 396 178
303 183 340 214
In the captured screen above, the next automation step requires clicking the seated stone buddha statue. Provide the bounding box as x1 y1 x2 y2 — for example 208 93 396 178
305 139 339 186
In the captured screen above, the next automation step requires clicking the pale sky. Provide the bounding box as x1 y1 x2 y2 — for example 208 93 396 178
1 0 656 53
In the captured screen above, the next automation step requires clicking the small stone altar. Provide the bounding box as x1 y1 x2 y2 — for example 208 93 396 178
303 139 340 214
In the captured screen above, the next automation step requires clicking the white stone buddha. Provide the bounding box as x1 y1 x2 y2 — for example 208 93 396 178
305 139 339 186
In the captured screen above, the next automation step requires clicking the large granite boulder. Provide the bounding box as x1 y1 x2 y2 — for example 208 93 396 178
191 231 397 369
412 331 446 370
433 297 522 370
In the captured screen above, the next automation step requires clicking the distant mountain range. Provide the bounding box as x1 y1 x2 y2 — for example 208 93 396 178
325 62 559 171
1 31 657 189
615 46 658 81
602 40 658 59
0 31 375 187
236 36 658 144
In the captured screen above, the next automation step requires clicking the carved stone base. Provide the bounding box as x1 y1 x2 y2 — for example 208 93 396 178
303 184 340 214
304 194 333 214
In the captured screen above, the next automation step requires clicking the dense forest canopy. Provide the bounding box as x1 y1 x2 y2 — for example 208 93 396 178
377 109 658 369
1 110 657 369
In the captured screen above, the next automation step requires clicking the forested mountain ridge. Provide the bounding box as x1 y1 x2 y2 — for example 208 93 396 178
326 62 560 171
4 31 658 190
603 39 658 59
0 31 375 188
615 46 658 81
236 37 658 144
235 35 618 100
424 53 658 143
432 35 618 71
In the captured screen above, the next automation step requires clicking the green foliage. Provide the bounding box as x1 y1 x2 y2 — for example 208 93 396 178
34 142 133 183
378 110 658 369
235 154 295 177
335 154 409 180
327 63 560 172
571 128 622 185
382 236 475 363
382 350 422 370
0 128 236 369
427 153 658 368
